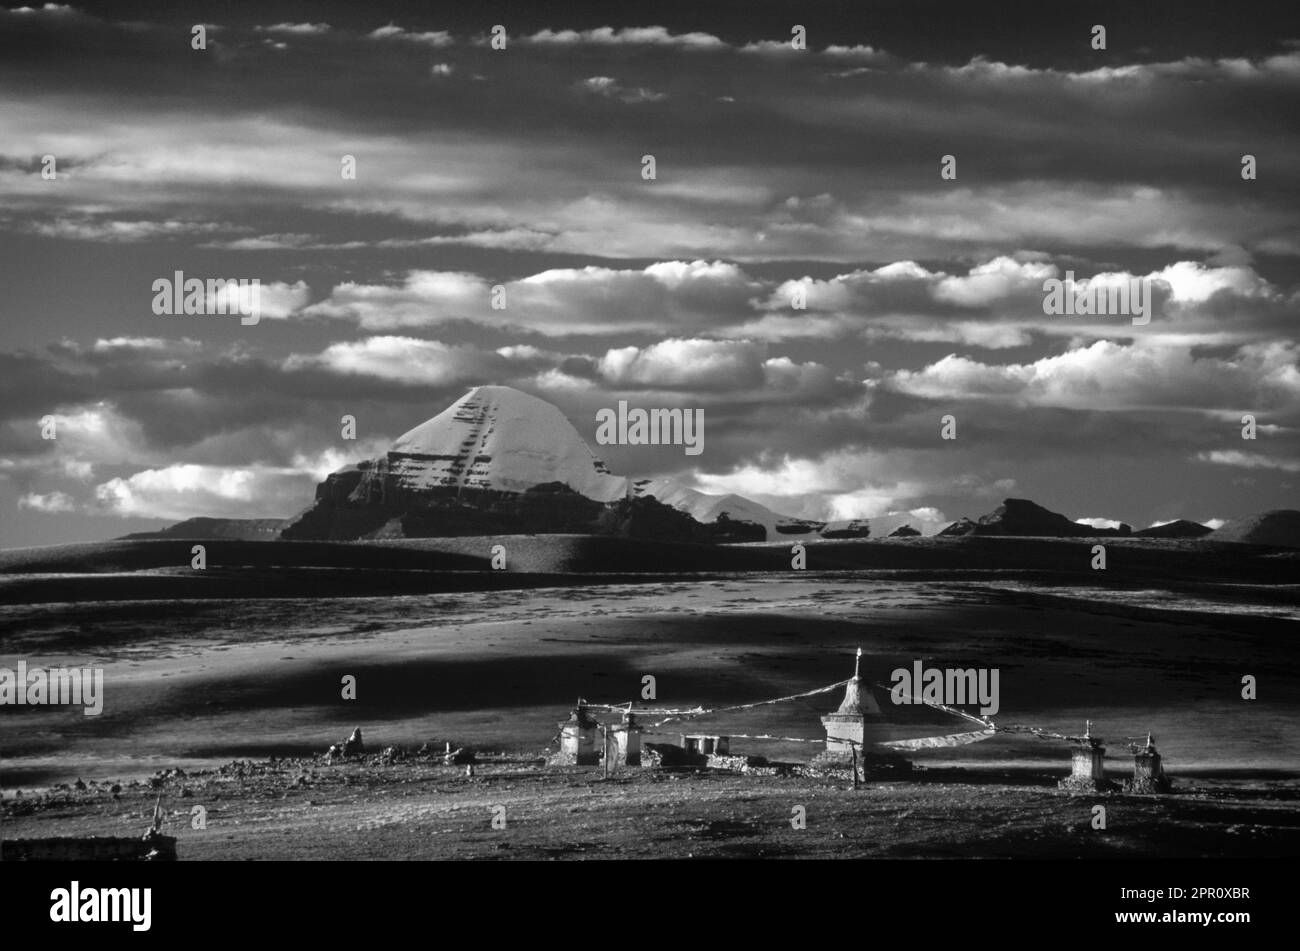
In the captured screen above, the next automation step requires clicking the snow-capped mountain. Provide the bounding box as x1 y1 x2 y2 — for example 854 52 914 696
281 384 874 542
387 385 629 503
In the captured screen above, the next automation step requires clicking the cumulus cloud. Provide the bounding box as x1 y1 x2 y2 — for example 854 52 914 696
33 403 148 467
1149 262 1276 303
208 280 310 321
1197 450 1300 472
255 23 331 35
300 254 1296 346
27 217 234 243
522 26 724 48
93 463 308 520
689 449 1017 522
18 490 77 512
761 357 841 394
1075 517 1126 530
284 337 514 386
578 76 666 103
303 261 761 335
368 24 452 46
5 4 76 17
599 339 768 389
887 340 1300 412
933 256 1057 307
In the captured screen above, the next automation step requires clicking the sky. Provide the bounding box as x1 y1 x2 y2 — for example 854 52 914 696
1 0 1297 546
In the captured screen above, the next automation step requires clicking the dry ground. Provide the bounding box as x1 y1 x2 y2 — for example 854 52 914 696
5 755 1298 860
3 554 1297 858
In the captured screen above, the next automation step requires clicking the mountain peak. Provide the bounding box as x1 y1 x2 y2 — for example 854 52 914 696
939 498 1131 537
388 385 628 502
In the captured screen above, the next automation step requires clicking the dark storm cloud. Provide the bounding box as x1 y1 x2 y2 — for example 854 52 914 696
2 6 1297 264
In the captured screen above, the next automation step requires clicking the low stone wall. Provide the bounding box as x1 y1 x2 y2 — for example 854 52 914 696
642 743 705 769
808 750 913 777
705 753 768 772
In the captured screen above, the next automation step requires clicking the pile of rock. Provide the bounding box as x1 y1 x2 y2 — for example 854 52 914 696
148 768 187 789
325 728 366 762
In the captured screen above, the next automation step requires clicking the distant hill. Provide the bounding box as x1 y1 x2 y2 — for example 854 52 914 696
1210 510 1300 548
937 517 978 537
121 517 288 541
938 499 1131 537
3 534 1296 605
631 476 825 540
1135 519 1212 539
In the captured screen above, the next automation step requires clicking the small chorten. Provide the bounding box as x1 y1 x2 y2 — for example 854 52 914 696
610 708 644 767
1124 731 1172 794
821 648 885 757
1058 720 1117 793
552 699 599 765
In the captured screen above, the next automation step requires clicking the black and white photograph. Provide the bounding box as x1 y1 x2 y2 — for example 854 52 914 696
0 0 1296 930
